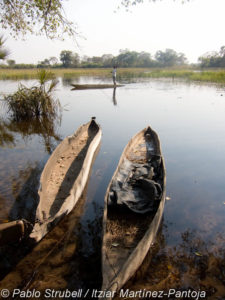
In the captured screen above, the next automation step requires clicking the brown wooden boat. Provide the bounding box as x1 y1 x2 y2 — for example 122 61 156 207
0 148 100 291
0 118 102 245
71 84 124 90
101 125 166 298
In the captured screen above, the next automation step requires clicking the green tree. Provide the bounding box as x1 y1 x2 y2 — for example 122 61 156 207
7 59 16 67
155 49 187 67
0 0 76 39
71 53 80 67
101 54 114 67
116 50 139 67
137 51 154 67
60 50 80 67
198 47 225 68
49 57 58 66
60 50 74 67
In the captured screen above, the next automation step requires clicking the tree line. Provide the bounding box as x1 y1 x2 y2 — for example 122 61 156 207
1 48 188 68
1 47 225 69
44 46 225 68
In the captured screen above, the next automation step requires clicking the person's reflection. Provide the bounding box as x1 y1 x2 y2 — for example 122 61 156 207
112 87 117 106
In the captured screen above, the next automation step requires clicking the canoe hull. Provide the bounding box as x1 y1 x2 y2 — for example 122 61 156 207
0 143 100 290
101 126 166 297
30 119 102 242
71 84 124 90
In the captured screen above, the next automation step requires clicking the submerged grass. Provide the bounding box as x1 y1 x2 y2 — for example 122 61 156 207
0 68 225 83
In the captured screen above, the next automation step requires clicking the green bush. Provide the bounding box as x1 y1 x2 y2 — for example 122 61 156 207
4 70 60 121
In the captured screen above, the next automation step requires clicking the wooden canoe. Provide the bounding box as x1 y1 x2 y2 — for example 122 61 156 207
71 84 124 90
0 147 99 290
101 125 166 297
0 118 102 245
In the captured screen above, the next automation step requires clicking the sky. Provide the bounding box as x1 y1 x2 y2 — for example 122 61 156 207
2 0 225 64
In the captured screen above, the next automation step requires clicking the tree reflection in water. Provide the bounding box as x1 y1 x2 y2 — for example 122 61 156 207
0 119 15 148
0 111 61 220
0 115 62 154
0 108 62 276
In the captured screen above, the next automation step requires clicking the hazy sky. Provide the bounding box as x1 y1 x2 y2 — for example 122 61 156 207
3 0 225 64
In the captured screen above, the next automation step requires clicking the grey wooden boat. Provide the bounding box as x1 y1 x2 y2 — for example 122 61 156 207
101 125 166 298
71 84 124 90
0 118 102 245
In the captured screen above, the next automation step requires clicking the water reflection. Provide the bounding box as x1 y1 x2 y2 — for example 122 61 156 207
9 118 60 154
112 87 117 106
9 163 41 223
0 116 61 154
0 119 15 148
0 168 102 292
0 162 42 278
121 225 225 299
0 110 62 220
61 76 76 87
0 77 225 298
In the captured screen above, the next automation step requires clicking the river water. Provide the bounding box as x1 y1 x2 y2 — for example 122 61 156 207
0 77 224 298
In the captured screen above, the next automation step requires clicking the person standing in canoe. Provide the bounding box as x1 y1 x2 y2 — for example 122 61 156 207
112 66 117 86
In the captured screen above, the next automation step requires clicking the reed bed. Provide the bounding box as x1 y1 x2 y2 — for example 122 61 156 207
0 68 147 80
3 70 61 121
0 68 224 83
142 69 225 84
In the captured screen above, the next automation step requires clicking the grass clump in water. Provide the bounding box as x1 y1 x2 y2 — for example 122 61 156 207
4 70 60 121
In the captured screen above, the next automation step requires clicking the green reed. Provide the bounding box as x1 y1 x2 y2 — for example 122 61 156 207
0 68 225 83
4 70 61 121
142 69 225 83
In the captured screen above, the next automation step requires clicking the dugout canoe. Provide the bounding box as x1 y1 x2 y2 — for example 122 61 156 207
101 125 166 297
0 118 102 245
0 158 99 290
71 84 124 90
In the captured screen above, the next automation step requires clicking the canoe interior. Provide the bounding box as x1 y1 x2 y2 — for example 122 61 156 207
29 119 101 242
102 126 166 294
71 84 124 90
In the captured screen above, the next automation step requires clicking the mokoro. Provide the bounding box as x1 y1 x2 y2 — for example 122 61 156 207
0 153 99 290
101 125 166 297
0 118 102 245
71 84 124 90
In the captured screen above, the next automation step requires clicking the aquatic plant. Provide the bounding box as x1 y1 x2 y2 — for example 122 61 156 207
4 70 61 121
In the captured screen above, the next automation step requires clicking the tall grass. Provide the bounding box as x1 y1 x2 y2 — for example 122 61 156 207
0 68 225 83
0 68 149 80
143 69 225 83
3 70 61 121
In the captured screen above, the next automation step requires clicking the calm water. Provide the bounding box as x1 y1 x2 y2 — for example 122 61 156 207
0 77 225 298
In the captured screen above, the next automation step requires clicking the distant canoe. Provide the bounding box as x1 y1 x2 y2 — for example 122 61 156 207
71 84 124 90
